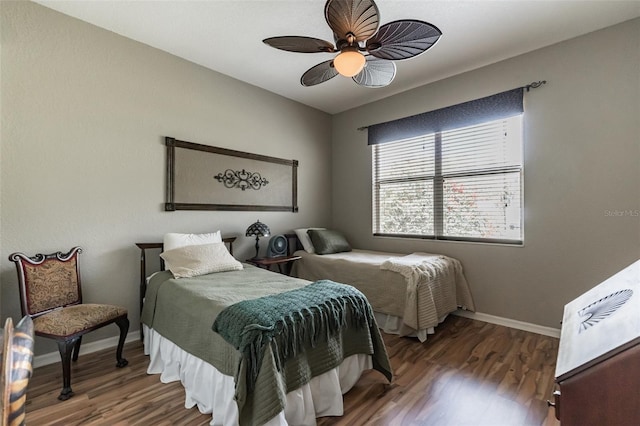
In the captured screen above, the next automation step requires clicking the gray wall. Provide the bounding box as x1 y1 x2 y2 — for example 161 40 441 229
331 18 640 329
0 2 332 354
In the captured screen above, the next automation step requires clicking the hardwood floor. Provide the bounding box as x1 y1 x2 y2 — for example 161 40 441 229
25 316 561 426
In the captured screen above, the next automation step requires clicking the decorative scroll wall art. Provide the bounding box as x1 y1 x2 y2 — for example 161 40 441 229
165 137 298 212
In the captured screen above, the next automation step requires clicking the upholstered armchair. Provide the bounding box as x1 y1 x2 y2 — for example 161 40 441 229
8 247 129 401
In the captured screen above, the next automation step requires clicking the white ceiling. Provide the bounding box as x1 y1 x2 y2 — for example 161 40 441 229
36 0 640 114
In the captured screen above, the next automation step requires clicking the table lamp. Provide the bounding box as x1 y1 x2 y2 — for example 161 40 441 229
245 220 270 259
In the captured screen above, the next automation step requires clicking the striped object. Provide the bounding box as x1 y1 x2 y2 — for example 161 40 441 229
1 316 35 426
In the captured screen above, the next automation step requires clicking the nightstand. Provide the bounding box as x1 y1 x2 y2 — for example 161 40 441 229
245 255 301 276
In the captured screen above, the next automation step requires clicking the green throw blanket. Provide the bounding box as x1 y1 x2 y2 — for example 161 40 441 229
213 280 382 393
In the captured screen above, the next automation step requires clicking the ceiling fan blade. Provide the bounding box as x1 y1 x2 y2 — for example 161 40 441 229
324 0 379 43
301 60 339 87
263 36 335 53
353 57 395 88
366 20 442 60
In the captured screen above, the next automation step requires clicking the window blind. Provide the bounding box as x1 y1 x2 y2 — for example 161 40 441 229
373 135 436 236
372 113 524 244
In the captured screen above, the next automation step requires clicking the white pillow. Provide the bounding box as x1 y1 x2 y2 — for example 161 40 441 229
160 242 242 278
163 231 222 251
294 227 326 254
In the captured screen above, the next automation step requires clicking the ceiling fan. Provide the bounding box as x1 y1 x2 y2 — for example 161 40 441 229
263 0 442 88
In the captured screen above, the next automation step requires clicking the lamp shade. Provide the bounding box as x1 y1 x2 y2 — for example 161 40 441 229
333 47 366 77
245 220 270 238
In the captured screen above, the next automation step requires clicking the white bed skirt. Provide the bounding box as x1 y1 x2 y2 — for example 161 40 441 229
374 311 449 342
143 325 371 426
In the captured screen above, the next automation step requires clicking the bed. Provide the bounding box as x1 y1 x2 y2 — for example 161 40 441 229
135 234 392 426
287 230 476 342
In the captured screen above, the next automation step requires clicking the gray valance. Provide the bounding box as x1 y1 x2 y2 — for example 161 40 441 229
367 88 524 145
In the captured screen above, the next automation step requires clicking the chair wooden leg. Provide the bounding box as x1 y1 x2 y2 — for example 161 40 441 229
114 317 129 368
57 338 79 400
72 336 82 362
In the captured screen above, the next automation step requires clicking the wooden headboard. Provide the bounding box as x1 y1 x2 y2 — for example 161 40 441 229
284 233 302 256
134 236 236 340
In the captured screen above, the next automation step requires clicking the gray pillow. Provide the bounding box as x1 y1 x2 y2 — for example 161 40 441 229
307 229 352 255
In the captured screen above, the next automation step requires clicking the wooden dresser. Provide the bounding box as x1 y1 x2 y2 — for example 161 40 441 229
551 260 640 425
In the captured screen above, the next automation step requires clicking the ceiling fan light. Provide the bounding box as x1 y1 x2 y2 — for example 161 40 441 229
333 49 366 77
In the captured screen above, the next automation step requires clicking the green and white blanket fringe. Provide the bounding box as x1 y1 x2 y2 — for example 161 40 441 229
213 279 380 394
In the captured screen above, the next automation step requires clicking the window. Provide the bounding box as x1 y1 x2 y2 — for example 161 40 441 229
370 89 524 244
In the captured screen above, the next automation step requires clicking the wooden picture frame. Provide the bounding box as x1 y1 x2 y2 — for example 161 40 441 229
165 137 298 212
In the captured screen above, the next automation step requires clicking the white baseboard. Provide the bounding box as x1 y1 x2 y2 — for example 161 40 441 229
33 330 140 369
453 310 561 338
